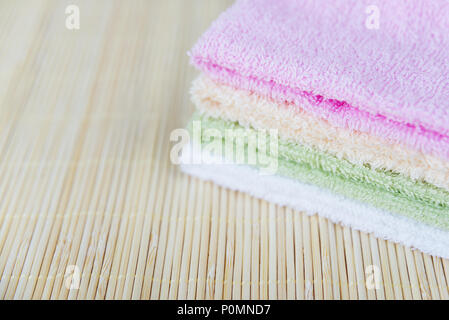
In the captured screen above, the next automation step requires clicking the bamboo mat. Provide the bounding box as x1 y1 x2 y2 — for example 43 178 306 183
0 0 448 300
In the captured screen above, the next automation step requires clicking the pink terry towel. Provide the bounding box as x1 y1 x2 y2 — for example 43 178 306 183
190 0 449 160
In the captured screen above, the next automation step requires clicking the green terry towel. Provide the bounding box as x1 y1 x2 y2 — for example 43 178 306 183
188 113 449 230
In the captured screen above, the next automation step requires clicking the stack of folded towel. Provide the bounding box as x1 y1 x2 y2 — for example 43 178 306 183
180 0 449 258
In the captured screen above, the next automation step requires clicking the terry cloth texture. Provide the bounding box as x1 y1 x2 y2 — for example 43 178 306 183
180 143 449 259
190 0 449 160
190 114 449 231
192 76 449 191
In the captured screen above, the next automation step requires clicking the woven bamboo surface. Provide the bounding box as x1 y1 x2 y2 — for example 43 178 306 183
1 0 448 300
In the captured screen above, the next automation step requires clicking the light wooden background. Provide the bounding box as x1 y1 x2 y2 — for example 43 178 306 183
0 0 448 300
